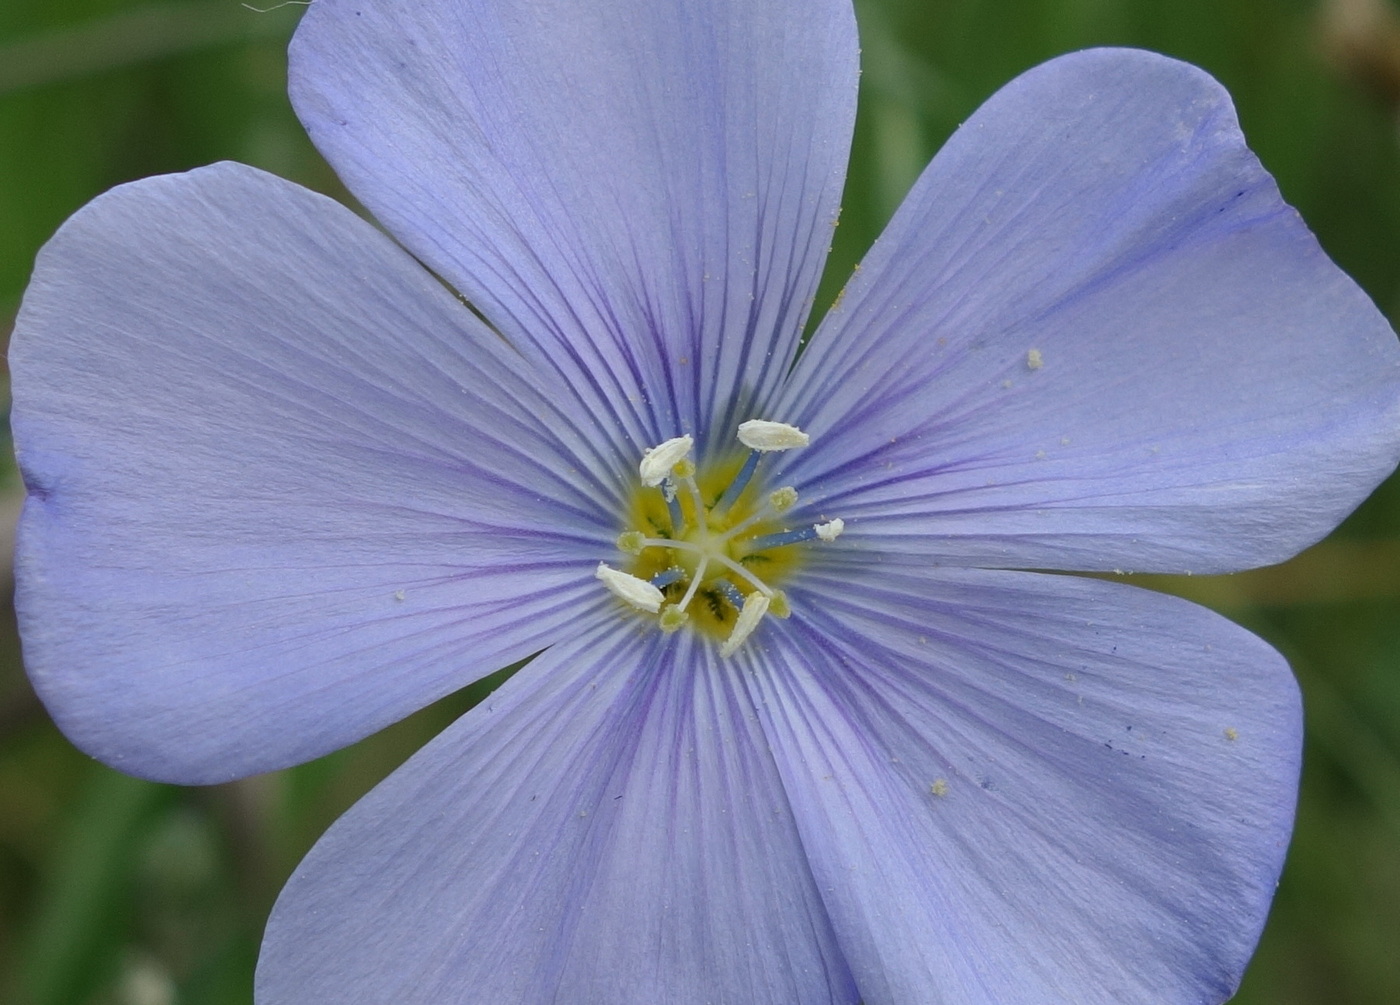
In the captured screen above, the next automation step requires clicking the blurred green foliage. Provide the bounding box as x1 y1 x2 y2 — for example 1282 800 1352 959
2 0 1399 1002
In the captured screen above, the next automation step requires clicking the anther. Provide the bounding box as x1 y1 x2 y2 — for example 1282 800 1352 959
639 435 693 486
814 518 845 542
737 419 810 452
720 592 771 657
596 563 665 613
768 486 798 513
659 605 689 633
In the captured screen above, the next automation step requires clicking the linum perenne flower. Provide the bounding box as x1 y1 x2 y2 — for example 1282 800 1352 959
11 0 1400 1001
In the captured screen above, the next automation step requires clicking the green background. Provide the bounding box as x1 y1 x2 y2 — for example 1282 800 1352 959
3 0 1400 1002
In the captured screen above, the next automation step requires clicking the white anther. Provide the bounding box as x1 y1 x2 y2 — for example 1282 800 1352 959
719 592 771 657
737 419 809 452
639 435 694 486
814 518 845 542
595 563 665 613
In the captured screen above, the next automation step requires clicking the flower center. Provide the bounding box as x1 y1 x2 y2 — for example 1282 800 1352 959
596 421 844 656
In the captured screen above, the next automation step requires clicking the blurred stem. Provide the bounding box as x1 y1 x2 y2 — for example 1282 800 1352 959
0 1 301 96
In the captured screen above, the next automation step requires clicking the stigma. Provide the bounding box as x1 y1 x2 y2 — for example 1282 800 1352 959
598 420 844 656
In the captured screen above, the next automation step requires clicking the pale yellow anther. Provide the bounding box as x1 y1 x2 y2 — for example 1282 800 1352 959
719 591 770 657
639 435 694 487
769 486 798 513
617 531 646 555
737 419 809 452
659 605 689 633
814 518 845 542
595 563 664 613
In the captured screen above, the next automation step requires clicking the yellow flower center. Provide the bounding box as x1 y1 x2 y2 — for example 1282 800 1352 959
595 422 844 655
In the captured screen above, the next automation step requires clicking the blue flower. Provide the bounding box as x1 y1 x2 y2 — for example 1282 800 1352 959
11 0 1400 1002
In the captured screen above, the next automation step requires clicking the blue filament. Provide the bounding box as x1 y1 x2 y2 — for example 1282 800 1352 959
714 450 761 513
715 580 746 609
650 567 686 588
666 491 684 533
746 525 818 551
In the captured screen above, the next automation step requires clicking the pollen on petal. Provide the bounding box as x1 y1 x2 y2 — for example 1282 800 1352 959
814 518 845 542
1027 347 1044 370
737 419 810 451
639 435 694 486
595 562 665 613
720 591 770 657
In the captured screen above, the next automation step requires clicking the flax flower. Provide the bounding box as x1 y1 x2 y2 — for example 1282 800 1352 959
11 0 1400 1001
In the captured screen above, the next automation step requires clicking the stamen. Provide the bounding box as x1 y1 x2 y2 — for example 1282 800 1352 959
720 592 770 657
737 419 810 451
639 435 693 486
714 450 762 513
596 563 664 613
715 580 746 609
665 489 684 533
744 525 821 551
650 567 686 588
814 518 845 542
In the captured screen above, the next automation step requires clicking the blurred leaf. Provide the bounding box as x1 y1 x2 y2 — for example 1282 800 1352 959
0 1 300 96
19 768 173 1005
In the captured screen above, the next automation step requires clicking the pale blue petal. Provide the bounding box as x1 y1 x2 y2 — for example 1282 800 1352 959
257 621 857 1004
289 0 858 452
11 163 614 783
774 48 1400 574
744 567 1299 1004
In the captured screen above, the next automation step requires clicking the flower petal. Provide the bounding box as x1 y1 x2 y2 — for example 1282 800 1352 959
288 0 858 450
11 162 617 784
747 567 1300 1004
257 622 857 1004
776 48 1400 574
